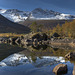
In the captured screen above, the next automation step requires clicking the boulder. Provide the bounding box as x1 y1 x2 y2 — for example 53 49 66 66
42 33 48 41
65 52 75 59
53 64 67 75
32 33 48 41
53 33 60 38
73 65 75 75
38 41 42 45
15 37 20 43
32 39 38 45
9 37 18 42
32 33 41 40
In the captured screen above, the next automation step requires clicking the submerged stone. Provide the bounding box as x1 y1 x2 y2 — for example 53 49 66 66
53 64 67 75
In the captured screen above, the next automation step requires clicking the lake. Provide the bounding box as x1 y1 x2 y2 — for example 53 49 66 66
0 43 74 75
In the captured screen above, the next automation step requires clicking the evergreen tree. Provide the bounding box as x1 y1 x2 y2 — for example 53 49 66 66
30 22 38 33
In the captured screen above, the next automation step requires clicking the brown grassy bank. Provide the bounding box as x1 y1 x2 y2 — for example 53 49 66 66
0 33 25 37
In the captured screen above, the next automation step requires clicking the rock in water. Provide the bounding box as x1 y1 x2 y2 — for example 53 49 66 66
73 65 75 75
53 64 67 75
65 52 75 59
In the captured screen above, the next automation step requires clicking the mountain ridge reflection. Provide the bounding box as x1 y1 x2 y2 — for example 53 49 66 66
0 53 65 67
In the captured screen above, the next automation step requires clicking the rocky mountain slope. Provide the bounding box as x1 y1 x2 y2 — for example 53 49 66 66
0 8 75 22
0 14 30 33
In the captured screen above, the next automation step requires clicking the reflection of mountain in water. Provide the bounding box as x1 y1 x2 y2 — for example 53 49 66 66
0 53 65 67
0 44 25 61
0 43 75 63
33 56 65 68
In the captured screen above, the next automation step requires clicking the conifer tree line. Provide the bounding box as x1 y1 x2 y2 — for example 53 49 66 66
30 20 75 38
51 20 75 38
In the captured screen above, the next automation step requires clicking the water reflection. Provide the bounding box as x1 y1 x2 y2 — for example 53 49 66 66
0 43 75 75
32 45 47 50
0 53 65 67
8 41 75 51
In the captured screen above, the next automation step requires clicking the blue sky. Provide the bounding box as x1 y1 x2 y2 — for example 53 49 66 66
0 0 75 15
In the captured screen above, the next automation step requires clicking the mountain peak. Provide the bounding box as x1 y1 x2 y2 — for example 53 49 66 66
0 8 75 22
32 8 45 13
33 8 43 11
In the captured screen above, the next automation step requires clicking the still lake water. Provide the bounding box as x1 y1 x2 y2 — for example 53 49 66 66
0 43 75 75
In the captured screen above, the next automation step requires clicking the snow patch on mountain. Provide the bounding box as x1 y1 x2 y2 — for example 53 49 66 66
0 9 29 22
0 8 75 22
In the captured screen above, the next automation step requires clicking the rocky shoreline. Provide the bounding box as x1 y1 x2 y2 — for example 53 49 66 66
0 33 75 49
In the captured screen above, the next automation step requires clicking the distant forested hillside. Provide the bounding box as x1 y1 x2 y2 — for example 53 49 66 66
19 20 72 29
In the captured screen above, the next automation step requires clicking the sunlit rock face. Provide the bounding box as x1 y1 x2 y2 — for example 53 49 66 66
0 53 65 67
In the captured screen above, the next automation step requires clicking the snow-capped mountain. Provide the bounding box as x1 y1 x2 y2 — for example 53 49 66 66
29 8 75 20
0 9 30 22
0 8 75 22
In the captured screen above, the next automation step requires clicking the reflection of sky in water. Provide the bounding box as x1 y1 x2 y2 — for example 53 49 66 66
0 53 65 67
0 53 74 75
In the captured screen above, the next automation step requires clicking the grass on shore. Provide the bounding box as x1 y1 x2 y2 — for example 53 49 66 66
0 32 43 38
0 33 26 37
